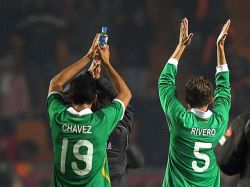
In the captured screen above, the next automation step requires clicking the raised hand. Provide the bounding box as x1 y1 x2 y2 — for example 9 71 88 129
88 59 101 79
97 45 110 65
179 18 193 46
217 20 231 47
86 33 99 59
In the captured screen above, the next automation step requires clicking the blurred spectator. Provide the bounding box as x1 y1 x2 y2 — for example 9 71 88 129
227 45 250 117
14 140 38 185
17 1 68 113
119 5 151 99
0 163 24 187
0 33 30 119
0 33 30 161
177 0 229 33
66 0 101 59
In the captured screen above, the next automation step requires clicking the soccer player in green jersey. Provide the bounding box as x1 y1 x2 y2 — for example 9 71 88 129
47 34 132 187
158 18 231 187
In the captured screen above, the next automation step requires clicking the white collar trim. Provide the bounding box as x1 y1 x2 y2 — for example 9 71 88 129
67 107 93 116
189 108 213 119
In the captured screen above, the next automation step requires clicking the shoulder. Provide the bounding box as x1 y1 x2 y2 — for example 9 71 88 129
47 91 67 118
100 99 124 114
94 99 125 120
112 124 128 136
47 91 64 100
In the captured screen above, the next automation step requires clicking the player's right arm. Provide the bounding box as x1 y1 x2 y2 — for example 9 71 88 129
94 46 131 135
158 18 193 116
213 20 231 125
94 65 135 134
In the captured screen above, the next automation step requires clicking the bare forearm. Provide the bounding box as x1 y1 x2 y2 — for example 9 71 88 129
103 63 131 107
171 44 186 62
49 55 91 93
217 45 227 66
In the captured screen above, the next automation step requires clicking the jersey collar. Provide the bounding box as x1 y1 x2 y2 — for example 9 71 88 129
67 107 93 116
189 108 213 119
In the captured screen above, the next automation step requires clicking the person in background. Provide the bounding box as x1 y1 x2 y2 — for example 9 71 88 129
0 163 24 187
216 112 250 187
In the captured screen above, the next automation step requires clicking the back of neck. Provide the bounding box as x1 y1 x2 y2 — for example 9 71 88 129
73 103 92 112
194 105 208 112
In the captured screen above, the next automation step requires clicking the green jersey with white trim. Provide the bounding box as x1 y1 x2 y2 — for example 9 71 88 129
158 59 231 187
47 92 125 187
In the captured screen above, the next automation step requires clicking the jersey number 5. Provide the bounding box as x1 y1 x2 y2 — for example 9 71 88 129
192 142 212 173
61 138 93 176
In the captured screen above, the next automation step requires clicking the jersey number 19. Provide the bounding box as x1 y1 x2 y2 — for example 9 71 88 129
60 138 93 176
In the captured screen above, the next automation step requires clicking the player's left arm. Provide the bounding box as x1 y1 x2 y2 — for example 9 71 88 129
158 18 193 116
48 34 99 94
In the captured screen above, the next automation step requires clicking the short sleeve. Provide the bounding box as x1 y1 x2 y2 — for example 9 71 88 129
95 99 125 135
47 92 67 121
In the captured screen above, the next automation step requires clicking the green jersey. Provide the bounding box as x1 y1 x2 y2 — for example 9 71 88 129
47 92 125 187
158 58 231 187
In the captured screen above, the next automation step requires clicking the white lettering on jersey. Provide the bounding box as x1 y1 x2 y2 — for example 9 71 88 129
191 128 216 136
62 124 92 134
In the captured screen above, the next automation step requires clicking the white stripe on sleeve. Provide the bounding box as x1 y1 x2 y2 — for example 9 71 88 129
167 58 178 67
216 64 229 74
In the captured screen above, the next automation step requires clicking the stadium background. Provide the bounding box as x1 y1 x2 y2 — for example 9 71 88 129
0 0 249 186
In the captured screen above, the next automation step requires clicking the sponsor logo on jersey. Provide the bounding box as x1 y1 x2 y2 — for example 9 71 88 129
191 127 216 136
106 142 112 150
62 124 92 134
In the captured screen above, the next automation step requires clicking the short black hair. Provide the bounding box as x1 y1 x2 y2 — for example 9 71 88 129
69 73 97 105
92 90 112 112
185 76 214 108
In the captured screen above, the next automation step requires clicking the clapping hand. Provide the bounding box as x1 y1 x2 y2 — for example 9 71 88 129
86 33 99 59
97 45 110 65
89 59 101 79
179 18 193 46
217 20 231 47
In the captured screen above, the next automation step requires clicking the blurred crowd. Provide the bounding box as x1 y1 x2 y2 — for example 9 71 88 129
0 0 249 186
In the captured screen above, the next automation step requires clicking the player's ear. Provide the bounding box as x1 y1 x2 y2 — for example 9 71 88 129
209 96 214 106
